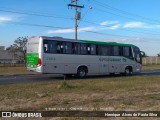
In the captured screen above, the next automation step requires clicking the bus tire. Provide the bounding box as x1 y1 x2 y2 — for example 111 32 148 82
77 67 87 79
124 67 132 76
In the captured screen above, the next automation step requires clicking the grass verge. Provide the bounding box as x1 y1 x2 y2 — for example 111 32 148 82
0 76 160 111
142 64 160 70
0 67 31 74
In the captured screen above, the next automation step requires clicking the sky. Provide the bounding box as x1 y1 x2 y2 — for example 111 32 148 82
0 0 160 56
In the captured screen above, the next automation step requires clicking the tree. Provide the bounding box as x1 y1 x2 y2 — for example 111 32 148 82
158 53 160 57
7 37 28 63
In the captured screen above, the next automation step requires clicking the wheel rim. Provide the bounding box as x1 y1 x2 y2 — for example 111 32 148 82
79 70 86 77
125 68 130 75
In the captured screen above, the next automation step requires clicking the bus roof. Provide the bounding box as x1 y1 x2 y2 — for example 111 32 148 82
39 36 137 47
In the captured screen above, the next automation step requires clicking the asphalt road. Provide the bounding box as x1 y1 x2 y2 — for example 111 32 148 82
0 69 160 85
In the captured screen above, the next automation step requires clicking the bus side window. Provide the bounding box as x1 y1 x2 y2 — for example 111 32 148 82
119 46 123 56
49 41 57 53
62 42 66 54
44 42 48 53
57 41 64 54
72 43 77 54
123 47 132 57
61 42 64 53
91 44 96 55
87 44 91 55
77 43 81 54
57 42 61 53
73 43 80 54
65 42 73 54
81 43 87 55
43 40 49 53
113 46 120 56
101 45 108 56
109 46 114 56
97 45 101 55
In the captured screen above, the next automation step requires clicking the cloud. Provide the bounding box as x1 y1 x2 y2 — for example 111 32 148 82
100 21 119 26
78 26 96 31
99 20 152 30
100 20 160 29
47 26 96 34
98 20 122 30
123 21 160 29
0 16 13 24
121 37 142 42
108 24 121 30
47 29 74 34
155 25 160 28
47 20 160 34
123 21 151 28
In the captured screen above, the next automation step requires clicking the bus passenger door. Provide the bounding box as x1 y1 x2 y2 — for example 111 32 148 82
108 60 120 73
98 45 109 74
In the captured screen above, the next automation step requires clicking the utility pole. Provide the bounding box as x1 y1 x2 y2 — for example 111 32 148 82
68 0 84 41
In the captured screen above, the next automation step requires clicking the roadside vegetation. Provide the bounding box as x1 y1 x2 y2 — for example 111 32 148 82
0 76 160 112
0 66 159 120
142 64 160 70
0 66 31 74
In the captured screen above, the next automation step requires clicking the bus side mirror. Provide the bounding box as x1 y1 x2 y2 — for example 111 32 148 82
137 55 140 62
140 51 145 57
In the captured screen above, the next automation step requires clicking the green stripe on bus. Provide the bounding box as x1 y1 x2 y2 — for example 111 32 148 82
80 40 137 47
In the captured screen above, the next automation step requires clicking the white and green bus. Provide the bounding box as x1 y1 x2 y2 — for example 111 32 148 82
26 36 142 78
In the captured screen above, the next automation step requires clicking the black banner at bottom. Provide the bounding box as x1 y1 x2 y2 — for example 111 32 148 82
1 111 160 118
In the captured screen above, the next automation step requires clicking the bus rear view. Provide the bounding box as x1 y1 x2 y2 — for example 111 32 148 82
26 36 43 73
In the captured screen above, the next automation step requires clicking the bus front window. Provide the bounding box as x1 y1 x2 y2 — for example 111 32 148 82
133 47 142 64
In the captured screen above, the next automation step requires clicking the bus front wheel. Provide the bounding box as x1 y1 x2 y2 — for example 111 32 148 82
77 67 87 79
124 67 132 76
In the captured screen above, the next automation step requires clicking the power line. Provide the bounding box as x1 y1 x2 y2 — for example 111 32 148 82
82 30 134 38
80 2 141 21
1 5 159 37
117 28 160 36
92 0 160 24
10 22 72 29
81 19 160 36
7 21 160 41
0 9 73 20
0 6 159 35
8 21 138 38
79 2 160 35
81 1 160 25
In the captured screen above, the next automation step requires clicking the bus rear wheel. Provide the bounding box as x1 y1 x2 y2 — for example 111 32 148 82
77 67 87 79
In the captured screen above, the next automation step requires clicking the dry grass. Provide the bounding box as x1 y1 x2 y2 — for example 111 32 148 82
0 66 31 74
0 76 160 112
0 66 159 119
142 64 160 70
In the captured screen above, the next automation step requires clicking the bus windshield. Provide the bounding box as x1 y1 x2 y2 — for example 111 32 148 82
133 47 142 64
